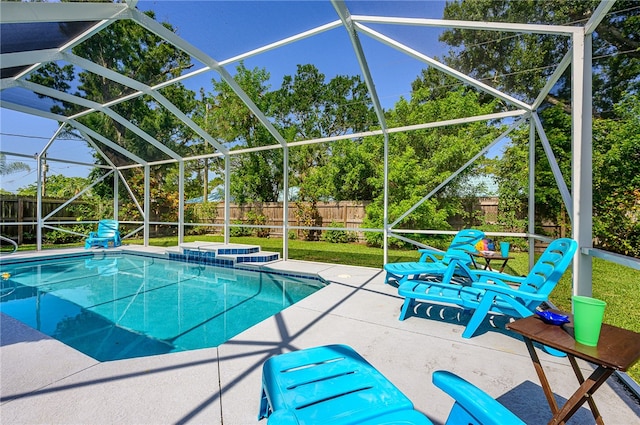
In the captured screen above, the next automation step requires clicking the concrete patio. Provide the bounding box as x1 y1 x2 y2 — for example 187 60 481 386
1 249 639 424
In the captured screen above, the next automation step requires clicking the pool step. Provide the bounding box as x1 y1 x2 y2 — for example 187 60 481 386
170 242 280 266
217 250 280 264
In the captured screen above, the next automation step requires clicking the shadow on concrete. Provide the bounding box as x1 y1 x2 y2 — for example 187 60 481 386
498 379 604 424
0 313 50 346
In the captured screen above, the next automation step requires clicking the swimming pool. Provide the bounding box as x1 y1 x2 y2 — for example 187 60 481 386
0 253 326 361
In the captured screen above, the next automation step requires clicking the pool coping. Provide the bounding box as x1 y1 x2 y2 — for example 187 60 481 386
2 246 639 424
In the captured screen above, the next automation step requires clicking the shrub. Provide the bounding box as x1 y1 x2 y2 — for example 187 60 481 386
229 220 252 237
294 201 322 241
43 224 93 245
185 202 218 224
246 209 269 238
321 221 357 243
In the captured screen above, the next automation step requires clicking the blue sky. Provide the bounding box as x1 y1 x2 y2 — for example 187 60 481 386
1 1 450 193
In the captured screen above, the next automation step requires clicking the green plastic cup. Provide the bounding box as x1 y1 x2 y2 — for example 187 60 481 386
572 295 606 346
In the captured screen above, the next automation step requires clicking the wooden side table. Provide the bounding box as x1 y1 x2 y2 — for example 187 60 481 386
507 314 640 425
469 251 514 273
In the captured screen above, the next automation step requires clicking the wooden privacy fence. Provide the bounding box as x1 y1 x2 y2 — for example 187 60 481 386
4 195 540 243
197 198 506 238
208 201 369 237
0 196 90 244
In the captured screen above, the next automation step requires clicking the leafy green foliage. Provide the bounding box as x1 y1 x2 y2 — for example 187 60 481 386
28 11 198 226
442 1 639 256
202 63 377 204
592 94 640 256
321 221 357 244
42 225 92 245
17 175 90 199
294 201 323 241
229 220 252 237
363 86 504 246
184 202 219 235
440 0 640 114
245 209 269 238
0 154 30 178
202 63 283 203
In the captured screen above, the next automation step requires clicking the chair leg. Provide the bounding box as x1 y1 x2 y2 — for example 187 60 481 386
461 293 496 339
399 297 414 321
258 385 270 420
385 272 396 285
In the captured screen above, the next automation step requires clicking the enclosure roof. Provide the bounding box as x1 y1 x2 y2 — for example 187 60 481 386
0 0 608 167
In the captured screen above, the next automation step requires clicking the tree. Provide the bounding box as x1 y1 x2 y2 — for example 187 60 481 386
440 0 639 115
28 12 198 226
202 63 283 203
363 84 504 246
301 137 377 202
441 0 640 256
592 93 640 256
202 63 377 204
0 153 30 177
17 175 90 198
270 64 376 201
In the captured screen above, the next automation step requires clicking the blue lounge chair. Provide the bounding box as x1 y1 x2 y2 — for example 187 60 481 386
398 238 578 339
84 219 121 249
384 229 485 286
258 344 432 424
258 344 525 425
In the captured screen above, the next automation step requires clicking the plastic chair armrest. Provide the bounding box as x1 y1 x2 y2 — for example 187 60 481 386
418 248 444 263
433 370 525 425
399 279 480 298
417 248 441 254
474 270 525 285
471 282 547 302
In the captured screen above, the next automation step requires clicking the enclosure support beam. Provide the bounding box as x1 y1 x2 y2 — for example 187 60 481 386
383 132 389 264
532 113 573 217
36 154 43 251
332 0 390 265
35 124 67 251
572 32 593 297
528 119 536 270
178 161 185 245
144 165 150 246
283 146 289 260
114 169 119 221
224 156 230 245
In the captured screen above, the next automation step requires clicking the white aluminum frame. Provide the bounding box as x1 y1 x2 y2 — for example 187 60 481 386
0 0 630 297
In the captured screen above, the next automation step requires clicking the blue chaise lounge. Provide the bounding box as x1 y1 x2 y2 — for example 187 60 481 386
398 238 578 339
384 229 485 286
84 219 121 249
258 344 525 425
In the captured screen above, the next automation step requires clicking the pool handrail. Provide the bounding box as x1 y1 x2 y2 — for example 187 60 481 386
0 235 18 255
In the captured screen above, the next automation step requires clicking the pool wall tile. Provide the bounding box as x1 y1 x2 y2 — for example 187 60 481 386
3 247 321 283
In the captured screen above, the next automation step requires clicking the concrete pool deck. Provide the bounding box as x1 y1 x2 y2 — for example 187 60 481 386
1 247 639 424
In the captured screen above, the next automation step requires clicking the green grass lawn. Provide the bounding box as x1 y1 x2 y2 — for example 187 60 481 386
14 234 640 382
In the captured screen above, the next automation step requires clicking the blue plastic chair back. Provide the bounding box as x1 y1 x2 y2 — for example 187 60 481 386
518 238 577 301
97 220 119 237
441 229 484 264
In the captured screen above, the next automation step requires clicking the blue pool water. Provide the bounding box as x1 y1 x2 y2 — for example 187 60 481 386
0 253 326 361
